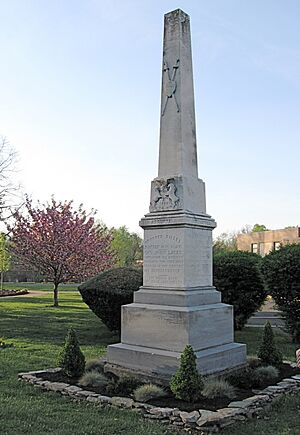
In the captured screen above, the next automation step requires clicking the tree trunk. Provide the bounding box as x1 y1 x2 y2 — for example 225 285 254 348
53 283 59 307
0 272 3 291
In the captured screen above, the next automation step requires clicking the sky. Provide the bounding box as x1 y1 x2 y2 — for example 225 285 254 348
0 0 299 237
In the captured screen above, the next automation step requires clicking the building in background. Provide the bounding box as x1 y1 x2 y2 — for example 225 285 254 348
237 227 300 256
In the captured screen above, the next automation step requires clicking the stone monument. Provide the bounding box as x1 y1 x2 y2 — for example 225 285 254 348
106 8 246 380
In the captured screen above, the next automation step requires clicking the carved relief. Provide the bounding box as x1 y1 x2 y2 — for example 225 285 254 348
161 59 180 116
151 179 180 211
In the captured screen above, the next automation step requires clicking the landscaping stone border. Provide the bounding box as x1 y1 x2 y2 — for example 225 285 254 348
18 363 300 433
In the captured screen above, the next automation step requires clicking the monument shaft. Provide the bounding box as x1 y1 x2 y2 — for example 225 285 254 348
106 9 246 380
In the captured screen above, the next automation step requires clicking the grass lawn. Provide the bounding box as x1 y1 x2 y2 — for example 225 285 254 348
0 284 299 435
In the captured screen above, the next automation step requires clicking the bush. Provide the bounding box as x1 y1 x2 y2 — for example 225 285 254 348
133 384 167 402
202 378 236 399
226 367 256 389
106 376 142 396
252 365 279 387
58 327 85 378
85 359 104 373
170 345 203 402
78 267 143 332
79 370 108 387
247 356 262 369
257 321 283 367
213 251 267 329
261 244 300 342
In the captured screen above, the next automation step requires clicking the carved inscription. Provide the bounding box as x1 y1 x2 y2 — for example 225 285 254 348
143 233 183 287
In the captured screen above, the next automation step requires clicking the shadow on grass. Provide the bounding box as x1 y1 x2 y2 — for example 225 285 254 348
0 294 119 347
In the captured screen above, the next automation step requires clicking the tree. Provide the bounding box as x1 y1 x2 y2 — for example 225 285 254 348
0 233 10 290
257 321 282 367
213 251 266 329
58 327 85 377
0 136 22 222
9 197 114 307
252 224 268 232
213 231 238 254
261 244 300 342
170 345 203 402
111 226 143 267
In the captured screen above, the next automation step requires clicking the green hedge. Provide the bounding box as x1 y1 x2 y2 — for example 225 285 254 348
261 244 300 342
78 267 143 332
213 251 266 330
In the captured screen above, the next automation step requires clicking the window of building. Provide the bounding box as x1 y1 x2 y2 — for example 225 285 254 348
251 243 258 254
274 242 281 251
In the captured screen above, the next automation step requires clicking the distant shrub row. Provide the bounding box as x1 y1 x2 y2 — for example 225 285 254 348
79 245 300 342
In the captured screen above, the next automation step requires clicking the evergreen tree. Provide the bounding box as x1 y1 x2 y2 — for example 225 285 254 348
257 321 283 367
58 328 85 377
170 345 203 402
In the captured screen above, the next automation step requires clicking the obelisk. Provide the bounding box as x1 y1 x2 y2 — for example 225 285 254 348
106 9 246 380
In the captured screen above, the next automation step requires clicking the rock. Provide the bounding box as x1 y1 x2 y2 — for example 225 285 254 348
228 400 250 409
197 410 219 426
47 382 69 392
179 410 200 424
149 407 175 417
111 397 134 408
76 390 98 398
64 385 82 394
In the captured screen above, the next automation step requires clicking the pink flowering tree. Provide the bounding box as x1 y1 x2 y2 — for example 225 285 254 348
9 197 114 307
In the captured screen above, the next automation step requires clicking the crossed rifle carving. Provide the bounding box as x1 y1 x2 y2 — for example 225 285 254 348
161 59 180 116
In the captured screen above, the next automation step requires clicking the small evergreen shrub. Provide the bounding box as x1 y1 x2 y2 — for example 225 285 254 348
252 365 279 387
85 359 104 373
257 321 283 367
202 378 236 399
58 327 85 378
133 384 167 402
79 370 108 387
170 345 203 402
78 267 143 332
261 244 300 342
213 251 267 329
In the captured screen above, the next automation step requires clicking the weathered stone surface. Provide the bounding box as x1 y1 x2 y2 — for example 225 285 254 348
179 410 200 423
76 390 98 398
106 8 247 380
111 397 134 408
47 382 70 392
64 385 82 394
149 407 175 417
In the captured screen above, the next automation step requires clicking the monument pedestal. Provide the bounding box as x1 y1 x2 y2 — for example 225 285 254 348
105 9 246 380
107 211 246 380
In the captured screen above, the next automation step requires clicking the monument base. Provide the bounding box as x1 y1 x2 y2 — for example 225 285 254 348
105 342 247 384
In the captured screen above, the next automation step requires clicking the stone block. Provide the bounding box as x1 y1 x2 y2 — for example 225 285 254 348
121 302 234 352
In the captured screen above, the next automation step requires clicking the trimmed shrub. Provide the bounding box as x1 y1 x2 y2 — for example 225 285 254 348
252 365 279 387
58 327 85 378
257 321 283 367
78 267 143 332
133 384 167 402
170 345 203 402
202 378 236 399
79 370 108 387
213 251 267 330
261 244 300 342
85 359 104 373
